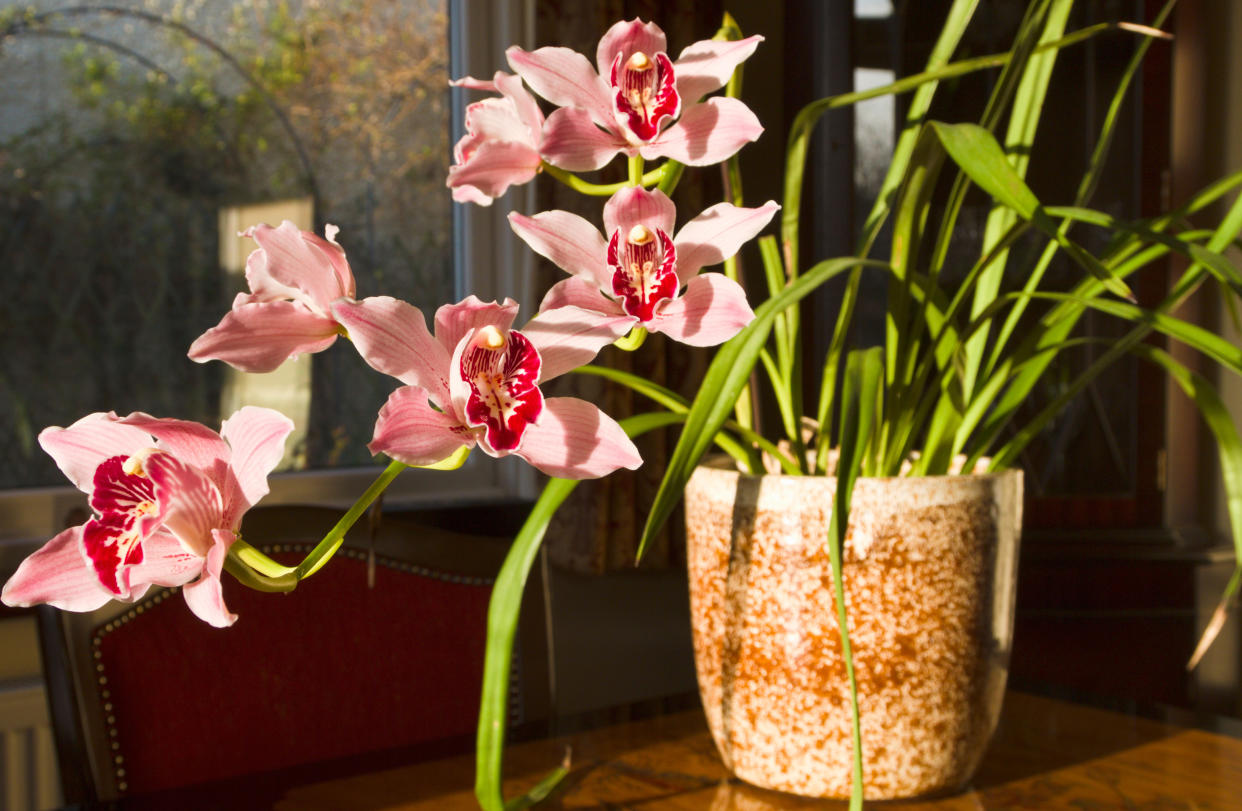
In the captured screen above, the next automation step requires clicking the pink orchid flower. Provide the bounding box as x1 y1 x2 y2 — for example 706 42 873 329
510 186 776 346
2 408 293 628
188 221 355 373
331 295 641 479
507 18 764 170
447 72 545 206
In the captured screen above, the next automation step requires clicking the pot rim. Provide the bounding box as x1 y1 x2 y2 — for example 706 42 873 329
697 453 1022 484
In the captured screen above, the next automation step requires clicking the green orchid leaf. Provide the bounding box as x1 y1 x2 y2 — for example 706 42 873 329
962 0 1071 401
832 347 884 809
1128 345 1242 669
930 121 1136 304
638 257 890 560
929 122 1041 220
475 411 684 811
571 365 795 474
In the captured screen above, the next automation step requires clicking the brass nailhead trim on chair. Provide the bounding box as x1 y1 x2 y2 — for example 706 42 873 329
91 586 178 796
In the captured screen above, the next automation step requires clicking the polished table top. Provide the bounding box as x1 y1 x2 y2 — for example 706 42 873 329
269 690 1242 810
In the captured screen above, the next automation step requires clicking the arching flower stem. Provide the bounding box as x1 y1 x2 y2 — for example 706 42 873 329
657 160 685 196
628 154 645 186
295 459 409 579
615 326 648 352
222 458 411 586
540 161 665 196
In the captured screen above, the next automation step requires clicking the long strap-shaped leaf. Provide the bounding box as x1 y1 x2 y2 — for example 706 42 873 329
474 412 683 811
976 182 1242 457
931 121 1136 302
1128 345 1242 669
980 0 1178 384
831 347 884 810
810 0 978 472
570 365 801 475
961 0 1072 400
638 257 889 558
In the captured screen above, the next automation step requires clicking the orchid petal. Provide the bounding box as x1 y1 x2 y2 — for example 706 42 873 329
146 452 225 558
451 181 504 207
596 19 668 77
1 527 113 612
188 299 340 373
540 276 628 317
509 211 609 284
241 247 307 307
674 200 780 283
114 413 230 484
515 397 641 479
435 296 519 357
603 186 677 239
129 531 204 588
333 297 451 404
38 413 153 494
541 106 629 171
506 45 613 129
448 74 543 206
673 35 764 102
245 221 351 310
218 407 293 525
493 71 544 134
368 385 473 465
450 74 498 92
651 273 755 346
180 530 237 628
446 139 542 205
522 305 635 382
318 225 356 299
640 97 763 166
459 96 528 142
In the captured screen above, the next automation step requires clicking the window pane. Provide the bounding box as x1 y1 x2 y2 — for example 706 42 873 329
0 0 452 488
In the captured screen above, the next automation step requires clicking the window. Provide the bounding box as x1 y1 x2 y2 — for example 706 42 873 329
0 0 535 541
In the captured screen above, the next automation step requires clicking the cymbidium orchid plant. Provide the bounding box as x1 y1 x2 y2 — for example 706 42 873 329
6 4 1242 810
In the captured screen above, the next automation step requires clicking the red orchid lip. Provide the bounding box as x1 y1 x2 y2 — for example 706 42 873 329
609 50 680 143
461 327 545 452
83 454 166 595
608 225 679 322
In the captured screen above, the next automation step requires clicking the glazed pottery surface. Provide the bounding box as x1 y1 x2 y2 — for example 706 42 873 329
684 460 1023 800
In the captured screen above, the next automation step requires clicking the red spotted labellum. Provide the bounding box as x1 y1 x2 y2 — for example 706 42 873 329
609 50 680 143
461 325 544 452
608 223 679 321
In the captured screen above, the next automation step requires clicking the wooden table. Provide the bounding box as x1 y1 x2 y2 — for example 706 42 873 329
274 691 1242 810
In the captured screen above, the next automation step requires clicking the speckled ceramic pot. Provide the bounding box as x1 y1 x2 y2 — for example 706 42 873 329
684 459 1023 800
